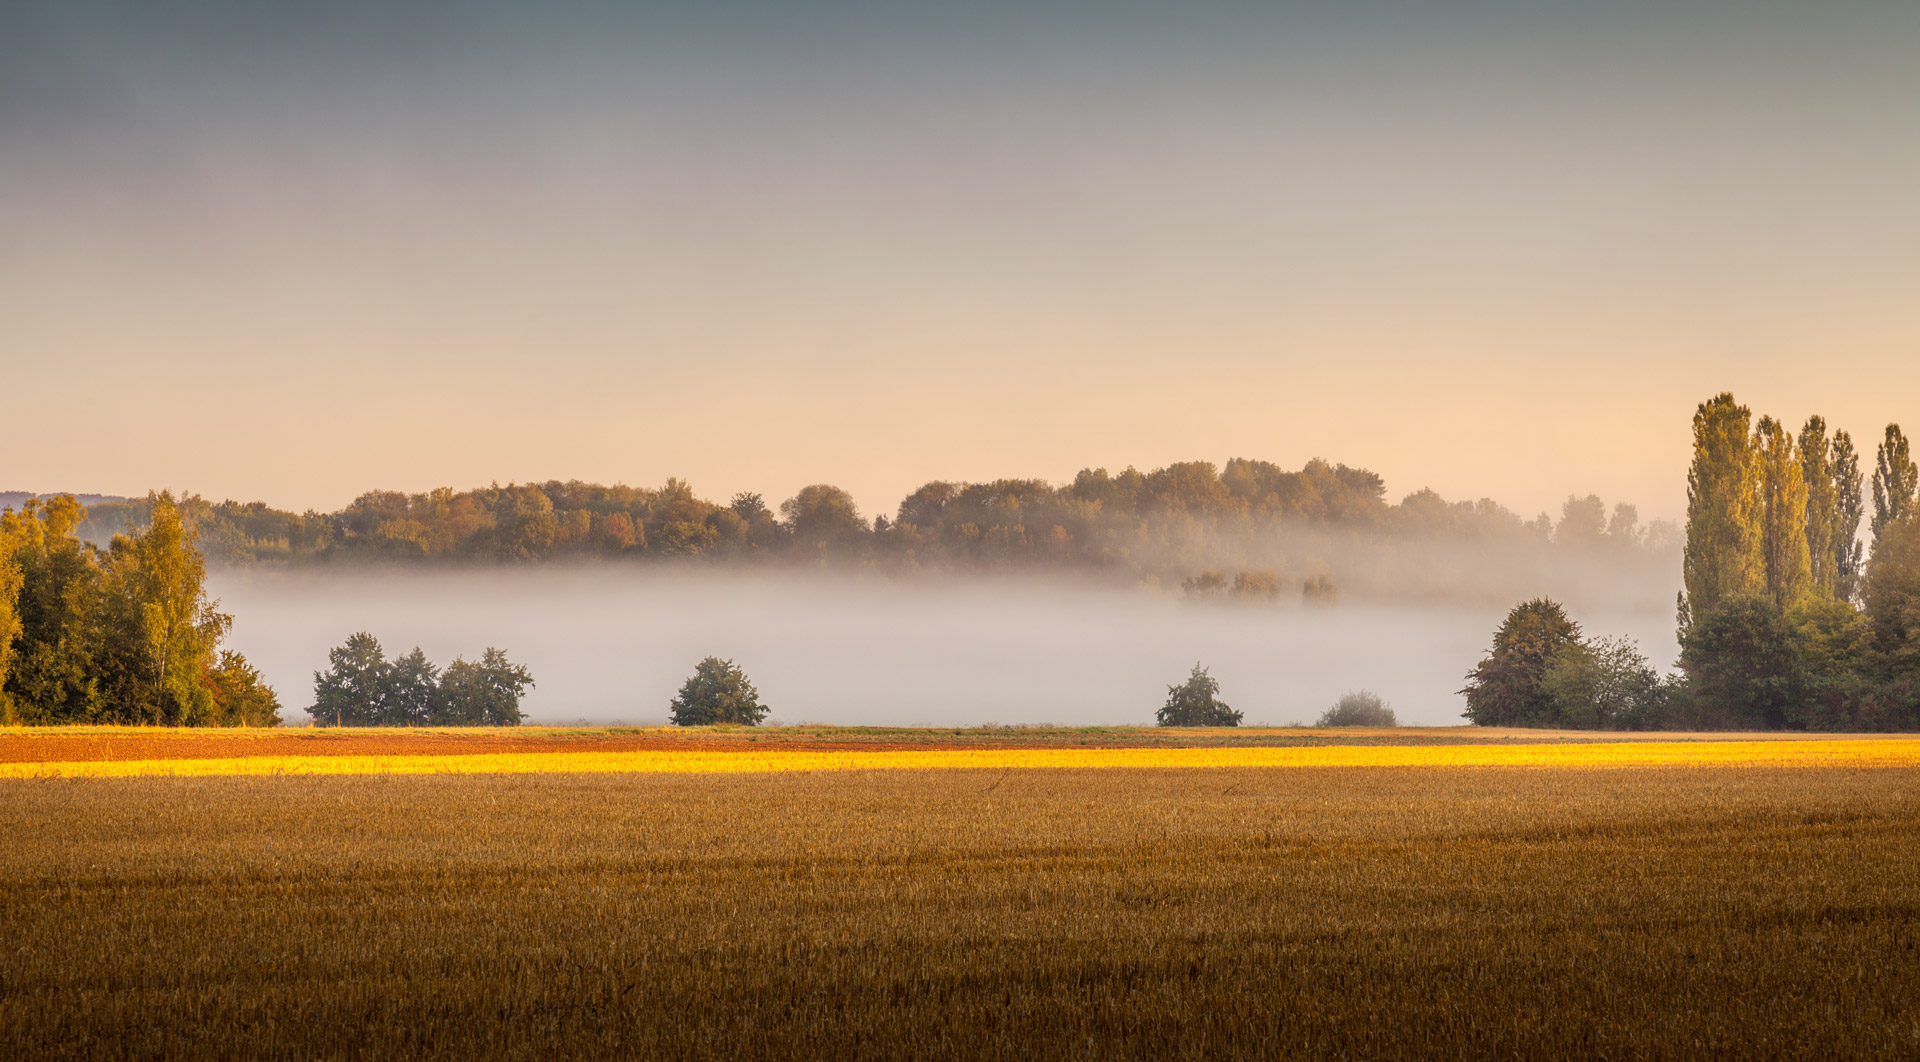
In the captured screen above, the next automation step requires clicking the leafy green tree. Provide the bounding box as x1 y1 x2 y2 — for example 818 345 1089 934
1832 430 1866 600
1302 574 1338 602
1784 596 1876 730
1753 416 1812 608
1540 636 1666 730
4 496 105 723
1555 494 1609 549
1681 394 1764 627
669 657 768 725
1606 502 1642 546
1316 690 1396 727
1145 462 1234 514
1231 570 1281 599
652 521 719 556
1872 424 1918 539
1156 663 1240 726
725 492 785 553
729 492 770 522
1863 516 1920 679
781 485 866 558
895 481 961 531
203 651 283 727
1181 570 1227 597
94 492 231 725
1461 599 1583 727
484 485 559 561
382 647 441 726
312 632 388 726
438 649 534 726
1679 594 1805 730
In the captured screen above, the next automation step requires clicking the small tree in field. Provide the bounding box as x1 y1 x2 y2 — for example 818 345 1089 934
440 649 535 727
1461 598 1583 727
1317 690 1397 727
1157 663 1240 727
669 657 769 726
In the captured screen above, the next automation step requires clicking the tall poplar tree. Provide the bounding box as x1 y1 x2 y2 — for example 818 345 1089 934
1872 423 1918 539
1754 416 1811 608
0 527 22 724
1800 417 1837 597
1832 430 1866 600
1682 393 1763 627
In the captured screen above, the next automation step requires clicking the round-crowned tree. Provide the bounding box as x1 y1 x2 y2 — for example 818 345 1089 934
669 657 769 726
1461 598 1583 727
1316 690 1397 727
1156 663 1241 727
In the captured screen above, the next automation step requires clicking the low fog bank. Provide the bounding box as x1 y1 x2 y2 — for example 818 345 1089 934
1145 531 1678 612
211 569 1681 727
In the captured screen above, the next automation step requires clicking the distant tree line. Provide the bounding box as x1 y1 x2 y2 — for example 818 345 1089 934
0 493 280 725
310 634 533 726
60 458 1677 603
1464 393 1920 730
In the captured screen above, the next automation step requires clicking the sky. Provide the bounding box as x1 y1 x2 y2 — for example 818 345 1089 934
4 0 1917 523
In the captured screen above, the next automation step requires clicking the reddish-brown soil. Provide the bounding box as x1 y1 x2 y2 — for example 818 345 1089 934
0 731 1052 763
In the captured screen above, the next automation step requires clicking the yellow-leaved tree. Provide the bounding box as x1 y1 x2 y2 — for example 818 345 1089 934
96 492 231 724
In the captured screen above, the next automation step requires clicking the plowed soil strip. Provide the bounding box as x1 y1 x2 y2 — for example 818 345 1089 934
0 733 999 762
4 728 1890 764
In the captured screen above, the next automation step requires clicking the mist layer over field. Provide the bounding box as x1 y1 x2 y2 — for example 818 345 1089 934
211 569 1680 727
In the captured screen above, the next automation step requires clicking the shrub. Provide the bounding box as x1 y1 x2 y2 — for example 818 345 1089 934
1302 574 1338 603
1316 690 1397 727
1540 636 1666 730
1231 570 1281 599
1181 571 1227 598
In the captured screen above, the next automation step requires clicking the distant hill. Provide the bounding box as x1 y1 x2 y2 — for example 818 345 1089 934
0 492 131 514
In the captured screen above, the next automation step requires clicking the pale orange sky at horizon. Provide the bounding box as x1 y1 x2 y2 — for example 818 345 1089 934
5 2 1916 523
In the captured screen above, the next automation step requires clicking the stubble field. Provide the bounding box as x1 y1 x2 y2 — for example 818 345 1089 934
4 730 1918 1059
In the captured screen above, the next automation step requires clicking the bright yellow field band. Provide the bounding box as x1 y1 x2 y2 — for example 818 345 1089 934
5 740 1920 778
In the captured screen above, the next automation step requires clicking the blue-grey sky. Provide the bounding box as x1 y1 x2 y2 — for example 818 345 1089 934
5 1 1917 520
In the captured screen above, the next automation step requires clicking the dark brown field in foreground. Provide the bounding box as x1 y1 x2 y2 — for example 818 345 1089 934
6 763 1918 1059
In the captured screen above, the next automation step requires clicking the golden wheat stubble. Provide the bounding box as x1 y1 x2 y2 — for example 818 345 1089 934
10 737 1920 777
3 765 1918 1060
